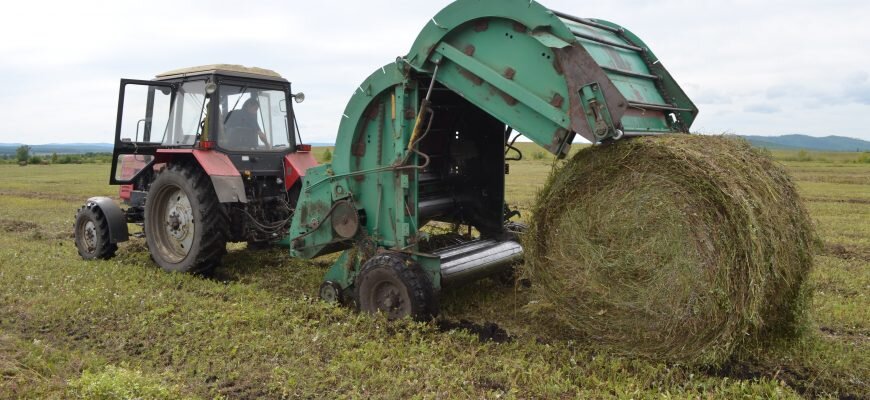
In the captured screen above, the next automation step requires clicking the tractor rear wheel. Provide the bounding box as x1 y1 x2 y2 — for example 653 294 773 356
356 253 437 320
144 163 228 273
74 204 117 260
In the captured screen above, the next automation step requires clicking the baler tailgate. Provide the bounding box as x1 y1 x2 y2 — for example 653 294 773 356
404 0 698 153
556 12 693 134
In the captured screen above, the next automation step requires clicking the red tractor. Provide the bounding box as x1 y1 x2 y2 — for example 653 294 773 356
74 65 317 272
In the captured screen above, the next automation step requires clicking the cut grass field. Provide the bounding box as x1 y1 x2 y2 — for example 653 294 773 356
0 145 867 399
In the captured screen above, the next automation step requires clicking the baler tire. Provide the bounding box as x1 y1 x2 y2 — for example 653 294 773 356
356 253 437 321
144 163 228 273
74 204 117 260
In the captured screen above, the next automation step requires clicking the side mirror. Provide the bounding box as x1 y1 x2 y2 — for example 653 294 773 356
293 92 305 104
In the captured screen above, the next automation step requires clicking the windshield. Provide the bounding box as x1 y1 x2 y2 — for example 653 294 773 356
218 84 290 151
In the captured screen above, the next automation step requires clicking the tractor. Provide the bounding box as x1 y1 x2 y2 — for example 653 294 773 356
75 0 697 320
73 64 315 272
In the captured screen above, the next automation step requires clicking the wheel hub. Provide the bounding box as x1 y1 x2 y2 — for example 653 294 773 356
155 187 195 260
166 205 192 241
82 221 97 252
373 282 406 318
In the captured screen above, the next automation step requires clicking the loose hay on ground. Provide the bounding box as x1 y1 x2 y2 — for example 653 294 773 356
523 135 817 364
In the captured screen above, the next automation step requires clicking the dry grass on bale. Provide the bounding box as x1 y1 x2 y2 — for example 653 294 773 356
523 135 817 364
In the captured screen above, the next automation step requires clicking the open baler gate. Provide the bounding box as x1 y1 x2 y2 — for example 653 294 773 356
288 0 699 311
404 0 697 156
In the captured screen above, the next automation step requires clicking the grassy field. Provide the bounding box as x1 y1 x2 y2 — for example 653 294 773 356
0 145 867 399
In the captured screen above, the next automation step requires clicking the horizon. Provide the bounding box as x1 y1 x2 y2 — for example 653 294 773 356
3 133 870 147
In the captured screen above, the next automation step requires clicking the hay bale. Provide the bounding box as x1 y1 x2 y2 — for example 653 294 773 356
523 135 816 363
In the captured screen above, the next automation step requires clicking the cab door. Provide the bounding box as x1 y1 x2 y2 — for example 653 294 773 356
109 79 176 185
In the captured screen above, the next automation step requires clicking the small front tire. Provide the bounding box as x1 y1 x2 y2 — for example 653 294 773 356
74 204 117 260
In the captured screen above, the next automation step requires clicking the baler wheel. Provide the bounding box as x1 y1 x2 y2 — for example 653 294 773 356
356 253 437 321
144 163 228 273
74 204 117 260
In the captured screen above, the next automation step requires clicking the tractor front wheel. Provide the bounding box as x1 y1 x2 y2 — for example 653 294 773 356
356 253 437 321
144 163 227 273
74 204 117 260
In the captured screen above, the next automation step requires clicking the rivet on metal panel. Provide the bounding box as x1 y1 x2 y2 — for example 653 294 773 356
551 93 564 108
463 45 476 56
503 68 516 80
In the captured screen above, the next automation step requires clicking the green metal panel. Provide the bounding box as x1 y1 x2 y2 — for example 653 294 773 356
592 18 698 133
288 63 440 289
405 0 698 147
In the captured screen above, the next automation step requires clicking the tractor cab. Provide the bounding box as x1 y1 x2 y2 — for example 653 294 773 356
110 64 305 186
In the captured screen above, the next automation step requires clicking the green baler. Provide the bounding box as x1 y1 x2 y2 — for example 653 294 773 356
288 0 697 318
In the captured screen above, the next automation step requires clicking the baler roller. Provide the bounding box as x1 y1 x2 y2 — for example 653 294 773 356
436 239 523 286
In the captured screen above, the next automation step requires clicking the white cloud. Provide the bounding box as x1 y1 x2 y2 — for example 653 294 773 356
1 0 869 144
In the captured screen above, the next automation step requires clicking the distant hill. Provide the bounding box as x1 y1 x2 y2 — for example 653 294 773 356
0 143 114 156
741 135 870 152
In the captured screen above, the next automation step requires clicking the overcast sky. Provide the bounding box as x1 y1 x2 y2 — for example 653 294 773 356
1 0 868 144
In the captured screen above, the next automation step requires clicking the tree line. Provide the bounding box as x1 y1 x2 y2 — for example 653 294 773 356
2 145 111 165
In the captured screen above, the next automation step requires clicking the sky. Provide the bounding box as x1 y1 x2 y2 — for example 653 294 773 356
1 0 868 145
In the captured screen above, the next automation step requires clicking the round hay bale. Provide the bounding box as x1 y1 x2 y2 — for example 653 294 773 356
523 135 816 363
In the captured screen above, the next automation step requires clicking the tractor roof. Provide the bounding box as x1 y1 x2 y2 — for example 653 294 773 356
154 64 288 83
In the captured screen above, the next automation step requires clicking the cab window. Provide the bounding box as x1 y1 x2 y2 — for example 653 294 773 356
164 81 207 146
218 85 290 151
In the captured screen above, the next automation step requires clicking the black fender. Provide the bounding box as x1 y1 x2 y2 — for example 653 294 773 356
85 197 129 243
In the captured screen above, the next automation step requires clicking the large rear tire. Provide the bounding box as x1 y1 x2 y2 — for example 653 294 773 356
356 253 437 321
144 163 228 273
74 204 117 260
